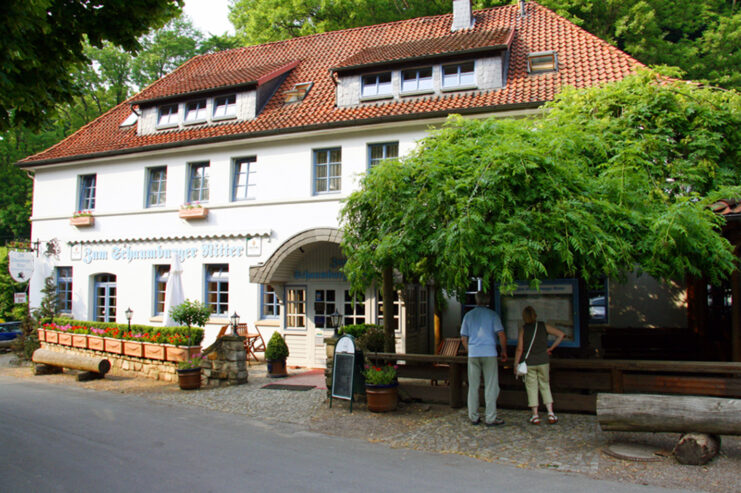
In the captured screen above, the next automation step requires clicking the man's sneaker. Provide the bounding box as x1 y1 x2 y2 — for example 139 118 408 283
470 418 481 425
486 417 505 427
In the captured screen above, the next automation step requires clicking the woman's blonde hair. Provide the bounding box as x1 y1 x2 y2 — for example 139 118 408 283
522 306 537 324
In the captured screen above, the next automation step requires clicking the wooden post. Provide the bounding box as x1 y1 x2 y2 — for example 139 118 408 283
732 265 741 362
610 368 624 393
449 362 464 408
382 265 395 353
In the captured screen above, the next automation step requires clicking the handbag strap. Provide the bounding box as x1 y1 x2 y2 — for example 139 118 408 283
523 322 539 361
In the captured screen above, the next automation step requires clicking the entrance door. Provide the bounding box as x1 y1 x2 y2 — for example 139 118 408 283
309 286 342 367
94 273 117 322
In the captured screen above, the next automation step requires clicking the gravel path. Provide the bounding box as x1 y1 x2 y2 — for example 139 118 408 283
2 353 738 492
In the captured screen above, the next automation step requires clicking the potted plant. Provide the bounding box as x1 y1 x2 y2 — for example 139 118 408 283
168 300 210 363
363 363 398 412
177 352 205 390
265 331 289 378
178 202 208 220
70 210 94 227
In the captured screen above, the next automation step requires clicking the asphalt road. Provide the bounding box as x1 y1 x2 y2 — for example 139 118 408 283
0 375 689 493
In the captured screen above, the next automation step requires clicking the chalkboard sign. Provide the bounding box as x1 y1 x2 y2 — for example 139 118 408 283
330 335 357 412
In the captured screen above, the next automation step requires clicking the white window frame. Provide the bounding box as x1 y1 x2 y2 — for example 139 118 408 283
232 156 256 201
401 67 433 93
313 148 342 194
442 61 476 89
157 103 179 127
361 72 392 98
146 166 167 208
184 99 208 123
213 94 237 119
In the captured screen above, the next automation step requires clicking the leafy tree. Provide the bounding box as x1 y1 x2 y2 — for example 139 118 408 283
341 71 741 310
169 300 212 329
0 0 184 131
33 275 58 325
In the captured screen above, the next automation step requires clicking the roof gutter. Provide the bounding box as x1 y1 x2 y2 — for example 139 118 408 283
17 101 544 168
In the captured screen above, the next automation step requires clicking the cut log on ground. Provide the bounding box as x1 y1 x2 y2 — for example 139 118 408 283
32 348 110 375
674 433 721 465
597 393 741 435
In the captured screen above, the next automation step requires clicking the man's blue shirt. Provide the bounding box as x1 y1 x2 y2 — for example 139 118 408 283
460 306 504 357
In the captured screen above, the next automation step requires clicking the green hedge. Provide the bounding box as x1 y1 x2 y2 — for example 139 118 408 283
42 319 204 346
338 323 384 352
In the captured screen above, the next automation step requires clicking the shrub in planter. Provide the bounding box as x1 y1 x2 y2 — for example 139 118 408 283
339 324 384 353
265 332 289 378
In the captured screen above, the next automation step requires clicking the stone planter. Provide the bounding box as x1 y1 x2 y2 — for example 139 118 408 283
58 333 73 346
70 215 94 227
177 368 202 390
87 335 105 351
143 342 165 360
37 328 46 342
365 383 399 412
165 345 201 362
123 340 143 358
178 207 208 220
45 330 59 344
104 337 123 354
72 334 88 349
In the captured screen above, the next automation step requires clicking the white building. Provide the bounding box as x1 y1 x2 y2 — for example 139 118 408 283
20 2 651 367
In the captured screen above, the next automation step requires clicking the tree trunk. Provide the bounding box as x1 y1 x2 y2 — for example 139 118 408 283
32 348 111 375
382 265 395 353
597 393 741 435
674 433 721 465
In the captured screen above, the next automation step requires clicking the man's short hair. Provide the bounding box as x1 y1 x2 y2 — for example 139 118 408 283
475 290 490 306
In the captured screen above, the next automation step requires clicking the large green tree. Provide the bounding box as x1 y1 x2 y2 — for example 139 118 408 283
341 71 741 306
0 0 184 131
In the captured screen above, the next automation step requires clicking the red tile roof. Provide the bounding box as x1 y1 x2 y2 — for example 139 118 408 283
20 2 643 167
711 199 741 217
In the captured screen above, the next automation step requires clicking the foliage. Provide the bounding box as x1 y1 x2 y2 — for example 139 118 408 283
11 332 39 362
0 248 28 320
177 352 205 370
0 0 184 131
341 70 741 298
363 363 397 385
42 321 204 346
339 324 384 352
169 300 211 330
33 276 58 325
265 331 290 361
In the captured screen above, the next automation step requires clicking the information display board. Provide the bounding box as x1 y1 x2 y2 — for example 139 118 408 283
330 334 358 412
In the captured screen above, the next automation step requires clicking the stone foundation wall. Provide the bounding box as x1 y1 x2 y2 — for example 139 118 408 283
40 342 179 382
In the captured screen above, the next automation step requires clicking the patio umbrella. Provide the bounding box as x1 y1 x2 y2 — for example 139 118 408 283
163 256 185 326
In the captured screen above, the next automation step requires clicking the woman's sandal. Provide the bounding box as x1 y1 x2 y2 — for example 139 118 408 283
529 415 541 425
547 413 558 424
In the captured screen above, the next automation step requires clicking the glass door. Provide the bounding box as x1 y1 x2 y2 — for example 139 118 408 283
94 274 117 322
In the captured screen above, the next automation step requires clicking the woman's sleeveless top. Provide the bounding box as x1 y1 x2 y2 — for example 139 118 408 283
522 321 549 366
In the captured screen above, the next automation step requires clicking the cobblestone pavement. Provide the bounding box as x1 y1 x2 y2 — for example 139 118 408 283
2 354 739 492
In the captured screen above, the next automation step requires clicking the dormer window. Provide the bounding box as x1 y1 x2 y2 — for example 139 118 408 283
361 72 392 98
120 112 138 127
442 61 475 89
284 82 313 104
157 104 179 127
185 99 208 123
213 94 237 119
401 67 433 93
528 51 558 74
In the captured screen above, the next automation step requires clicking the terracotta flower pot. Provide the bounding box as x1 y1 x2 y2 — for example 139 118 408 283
267 359 288 378
365 383 398 412
177 368 202 390
104 337 123 354
70 215 94 227
123 340 143 358
88 335 105 351
143 343 165 360
37 328 46 342
72 334 88 349
178 207 208 220
58 333 72 346
45 330 59 344
165 345 201 362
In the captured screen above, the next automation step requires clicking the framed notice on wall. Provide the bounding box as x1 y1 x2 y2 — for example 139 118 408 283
494 279 581 348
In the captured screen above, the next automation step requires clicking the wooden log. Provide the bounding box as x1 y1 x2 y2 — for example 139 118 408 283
597 393 741 435
674 433 721 465
32 348 110 375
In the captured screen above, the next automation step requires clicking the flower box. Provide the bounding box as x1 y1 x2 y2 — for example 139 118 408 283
123 340 143 357
143 342 165 360
37 328 46 342
70 215 94 227
88 335 105 351
58 333 73 346
178 207 208 220
45 330 59 344
104 337 123 354
72 334 88 349
165 345 201 362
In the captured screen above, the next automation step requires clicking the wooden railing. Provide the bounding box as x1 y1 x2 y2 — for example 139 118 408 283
367 352 741 413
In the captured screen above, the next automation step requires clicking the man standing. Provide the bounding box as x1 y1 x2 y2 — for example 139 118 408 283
460 290 508 426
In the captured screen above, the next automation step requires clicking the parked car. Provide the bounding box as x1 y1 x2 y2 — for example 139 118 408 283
0 321 22 350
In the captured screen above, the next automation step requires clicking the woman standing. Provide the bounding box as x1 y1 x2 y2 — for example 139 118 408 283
514 305 565 425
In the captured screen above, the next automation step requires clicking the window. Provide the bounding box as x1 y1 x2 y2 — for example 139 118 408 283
78 174 96 211
344 290 365 326
213 94 237 118
158 104 179 126
205 264 229 315
442 61 475 88
368 142 398 169
262 284 280 318
232 157 256 201
528 51 558 73
462 277 483 317
94 274 116 322
184 99 208 122
56 267 72 312
153 265 169 316
188 162 209 203
588 278 608 324
377 290 402 329
361 72 392 97
314 289 337 329
120 112 138 127
284 82 313 104
314 148 341 194
401 67 433 93
146 167 167 207
286 287 306 328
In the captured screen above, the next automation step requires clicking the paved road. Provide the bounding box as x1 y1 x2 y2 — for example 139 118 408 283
0 375 688 493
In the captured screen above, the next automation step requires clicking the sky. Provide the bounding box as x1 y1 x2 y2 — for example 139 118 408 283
182 0 235 36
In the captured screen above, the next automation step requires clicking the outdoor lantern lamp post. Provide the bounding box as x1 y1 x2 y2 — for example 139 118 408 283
329 310 342 337
125 307 133 331
231 312 240 336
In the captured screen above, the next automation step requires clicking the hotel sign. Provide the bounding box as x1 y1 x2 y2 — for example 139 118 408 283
71 239 262 264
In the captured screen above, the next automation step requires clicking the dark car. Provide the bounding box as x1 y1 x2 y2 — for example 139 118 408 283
0 321 22 349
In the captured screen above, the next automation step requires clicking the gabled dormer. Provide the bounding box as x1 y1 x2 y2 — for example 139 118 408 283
131 60 299 135
331 29 513 108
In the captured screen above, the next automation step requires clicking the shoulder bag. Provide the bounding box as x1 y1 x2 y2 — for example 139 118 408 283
516 322 539 377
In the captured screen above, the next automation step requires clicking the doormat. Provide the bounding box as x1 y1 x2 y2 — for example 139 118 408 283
261 384 315 391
